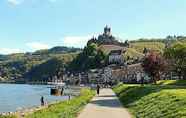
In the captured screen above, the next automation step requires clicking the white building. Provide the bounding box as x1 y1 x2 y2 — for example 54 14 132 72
108 50 124 64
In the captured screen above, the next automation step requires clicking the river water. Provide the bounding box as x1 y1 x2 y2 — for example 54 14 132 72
0 84 69 113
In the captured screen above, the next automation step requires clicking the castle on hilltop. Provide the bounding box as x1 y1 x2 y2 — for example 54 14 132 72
87 26 129 47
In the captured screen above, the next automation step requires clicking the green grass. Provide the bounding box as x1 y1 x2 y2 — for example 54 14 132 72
124 48 144 59
113 84 186 118
0 116 17 118
157 80 186 86
0 88 94 118
25 88 95 118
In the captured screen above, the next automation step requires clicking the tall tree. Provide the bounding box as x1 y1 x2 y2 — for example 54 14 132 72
164 42 186 79
68 43 106 72
142 51 166 83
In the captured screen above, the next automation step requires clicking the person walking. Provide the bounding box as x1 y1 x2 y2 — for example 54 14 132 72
40 96 45 106
97 84 100 95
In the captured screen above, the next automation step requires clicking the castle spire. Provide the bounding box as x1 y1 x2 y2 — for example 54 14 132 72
104 25 111 36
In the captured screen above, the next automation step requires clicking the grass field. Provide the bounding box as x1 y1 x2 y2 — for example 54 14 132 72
124 48 144 59
130 42 165 53
113 83 186 118
0 88 95 118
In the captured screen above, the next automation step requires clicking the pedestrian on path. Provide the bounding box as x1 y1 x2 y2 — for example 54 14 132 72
97 84 100 95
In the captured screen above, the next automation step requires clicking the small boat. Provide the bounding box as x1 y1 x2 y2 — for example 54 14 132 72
47 82 66 86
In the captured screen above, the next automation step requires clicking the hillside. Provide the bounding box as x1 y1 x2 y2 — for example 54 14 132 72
124 48 144 59
98 41 165 60
114 83 186 118
0 46 80 81
130 42 165 53
25 53 77 81
98 45 125 54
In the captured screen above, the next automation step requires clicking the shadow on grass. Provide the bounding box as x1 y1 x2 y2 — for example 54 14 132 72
115 84 186 107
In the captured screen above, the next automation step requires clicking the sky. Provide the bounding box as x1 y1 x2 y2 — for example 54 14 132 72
1 0 186 54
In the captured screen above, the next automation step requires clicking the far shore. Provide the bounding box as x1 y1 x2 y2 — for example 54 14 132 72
0 81 52 85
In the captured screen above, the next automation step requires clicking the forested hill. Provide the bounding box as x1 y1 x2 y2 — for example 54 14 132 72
0 46 81 82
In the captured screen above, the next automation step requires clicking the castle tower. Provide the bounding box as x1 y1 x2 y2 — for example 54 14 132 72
104 25 111 36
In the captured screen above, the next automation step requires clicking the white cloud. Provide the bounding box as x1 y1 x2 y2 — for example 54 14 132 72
62 36 91 48
7 0 24 6
26 42 50 51
0 48 23 55
7 0 56 6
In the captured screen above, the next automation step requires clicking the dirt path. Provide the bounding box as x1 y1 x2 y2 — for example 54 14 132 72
78 88 131 118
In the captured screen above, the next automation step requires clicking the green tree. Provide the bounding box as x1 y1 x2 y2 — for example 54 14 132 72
68 43 106 72
164 42 186 79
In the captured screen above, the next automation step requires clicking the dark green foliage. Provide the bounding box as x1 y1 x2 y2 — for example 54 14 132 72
25 57 64 81
164 42 186 78
68 43 106 72
0 46 79 81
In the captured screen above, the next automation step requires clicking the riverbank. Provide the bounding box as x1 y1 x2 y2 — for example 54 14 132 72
0 88 95 118
0 100 63 118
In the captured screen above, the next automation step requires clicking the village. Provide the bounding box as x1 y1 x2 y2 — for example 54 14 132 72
53 26 176 86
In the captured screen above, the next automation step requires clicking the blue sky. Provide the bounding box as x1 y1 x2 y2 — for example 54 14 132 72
1 0 186 54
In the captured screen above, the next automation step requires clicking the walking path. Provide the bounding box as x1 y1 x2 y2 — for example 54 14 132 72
78 88 131 118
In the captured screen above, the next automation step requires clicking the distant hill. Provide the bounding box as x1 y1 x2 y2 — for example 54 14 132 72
0 46 80 81
33 46 81 55
24 54 77 81
0 55 7 61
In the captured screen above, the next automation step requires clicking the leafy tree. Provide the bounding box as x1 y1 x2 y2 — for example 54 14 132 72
142 51 166 83
164 42 186 79
25 57 65 81
94 49 106 68
68 43 106 72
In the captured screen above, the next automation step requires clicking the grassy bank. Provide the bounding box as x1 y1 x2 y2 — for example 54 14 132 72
113 83 186 118
0 88 95 118
26 88 95 118
157 80 186 86
0 116 16 118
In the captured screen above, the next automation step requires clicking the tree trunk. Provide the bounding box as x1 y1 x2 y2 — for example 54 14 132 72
152 76 156 84
183 73 186 79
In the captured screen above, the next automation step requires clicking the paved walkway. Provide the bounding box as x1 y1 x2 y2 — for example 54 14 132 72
78 88 131 118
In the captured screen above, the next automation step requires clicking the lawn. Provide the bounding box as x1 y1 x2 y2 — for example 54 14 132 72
113 83 186 118
157 80 186 86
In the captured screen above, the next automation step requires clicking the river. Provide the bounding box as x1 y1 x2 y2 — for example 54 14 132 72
0 84 69 113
